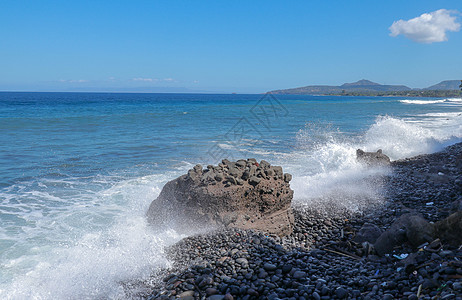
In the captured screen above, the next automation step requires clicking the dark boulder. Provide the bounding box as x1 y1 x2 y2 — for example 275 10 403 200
147 159 294 236
356 149 391 166
434 211 462 246
374 213 434 255
374 211 462 255
449 196 462 213
353 223 383 244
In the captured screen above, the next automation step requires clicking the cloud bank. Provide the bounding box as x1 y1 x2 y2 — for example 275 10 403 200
389 9 460 43
59 79 88 83
132 77 176 83
132 77 158 82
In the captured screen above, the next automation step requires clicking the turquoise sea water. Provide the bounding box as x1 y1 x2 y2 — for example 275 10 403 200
0 92 461 298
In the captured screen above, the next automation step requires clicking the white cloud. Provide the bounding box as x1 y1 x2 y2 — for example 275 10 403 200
132 77 158 82
389 9 460 43
132 77 176 83
58 79 88 83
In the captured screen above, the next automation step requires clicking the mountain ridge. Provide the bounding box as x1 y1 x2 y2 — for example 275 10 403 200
423 80 461 91
269 79 461 95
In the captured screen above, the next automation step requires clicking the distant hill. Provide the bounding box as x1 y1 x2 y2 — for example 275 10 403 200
269 79 461 97
424 80 461 91
270 79 411 95
340 79 411 92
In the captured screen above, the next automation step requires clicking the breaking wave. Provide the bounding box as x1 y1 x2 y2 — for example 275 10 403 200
277 113 462 212
400 98 462 105
0 174 187 299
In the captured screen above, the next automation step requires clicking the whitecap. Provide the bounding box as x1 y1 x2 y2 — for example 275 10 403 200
400 99 447 104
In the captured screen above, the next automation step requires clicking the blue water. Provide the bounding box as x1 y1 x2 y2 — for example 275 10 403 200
0 92 461 298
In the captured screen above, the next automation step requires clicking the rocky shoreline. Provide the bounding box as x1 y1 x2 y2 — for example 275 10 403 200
141 143 462 300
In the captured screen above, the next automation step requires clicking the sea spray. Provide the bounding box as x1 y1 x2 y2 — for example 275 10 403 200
275 122 389 212
0 173 187 299
276 114 462 213
362 116 462 159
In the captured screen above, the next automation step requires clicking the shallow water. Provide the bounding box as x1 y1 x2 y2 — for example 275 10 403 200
0 92 461 298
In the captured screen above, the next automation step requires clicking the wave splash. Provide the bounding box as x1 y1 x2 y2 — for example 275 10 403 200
0 174 187 299
280 114 462 212
400 98 462 105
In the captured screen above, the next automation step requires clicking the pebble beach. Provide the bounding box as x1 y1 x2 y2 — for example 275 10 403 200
145 143 462 300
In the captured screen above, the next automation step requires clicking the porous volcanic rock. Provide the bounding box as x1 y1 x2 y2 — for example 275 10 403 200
356 149 391 165
147 159 294 236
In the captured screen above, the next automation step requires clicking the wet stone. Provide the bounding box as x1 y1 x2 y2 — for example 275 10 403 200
335 287 348 299
293 271 306 279
235 258 248 265
263 263 278 271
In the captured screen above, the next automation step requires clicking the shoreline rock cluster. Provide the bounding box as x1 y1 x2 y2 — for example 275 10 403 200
142 143 462 300
147 159 294 236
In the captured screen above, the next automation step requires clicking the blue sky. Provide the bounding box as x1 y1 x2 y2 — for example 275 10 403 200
0 0 461 93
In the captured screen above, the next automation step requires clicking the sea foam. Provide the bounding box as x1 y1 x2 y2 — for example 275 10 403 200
0 174 186 299
400 98 462 105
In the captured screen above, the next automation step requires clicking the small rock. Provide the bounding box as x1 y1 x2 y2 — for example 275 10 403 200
335 287 348 299
292 271 306 279
312 291 321 300
282 264 293 274
178 290 195 297
193 164 203 173
224 293 233 300
263 263 278 271
258 271 268 279
248 176 261 186
260 160 271 168
236 160 246 168
247 288 259 296
206 288 218 295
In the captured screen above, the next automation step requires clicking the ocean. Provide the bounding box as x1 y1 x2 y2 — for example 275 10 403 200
0 92 461 299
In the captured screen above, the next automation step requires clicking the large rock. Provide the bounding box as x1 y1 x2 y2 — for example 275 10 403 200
374 211 462 255
374 213 434 255
356 149 391 166
449 196 462 213
147 159 294 236
434 211 462 246
354 223 383 244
